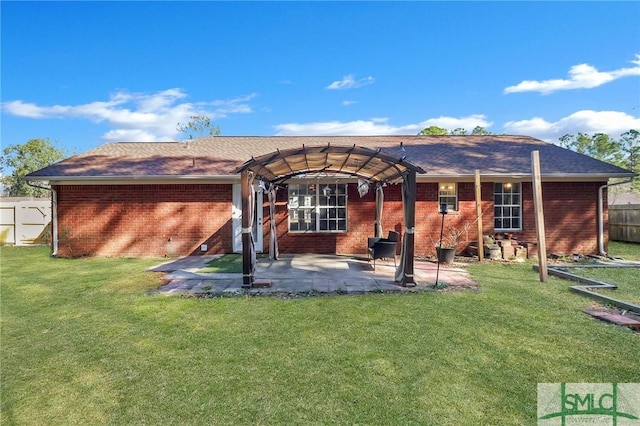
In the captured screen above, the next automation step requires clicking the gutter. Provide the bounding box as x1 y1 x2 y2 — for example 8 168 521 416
24 174 242 183
27 172 636 182
417 172 635 180
26 181 58 256
598 177 635 256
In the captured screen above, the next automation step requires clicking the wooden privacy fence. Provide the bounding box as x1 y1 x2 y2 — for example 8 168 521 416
0 198 52 246
609 204 640 243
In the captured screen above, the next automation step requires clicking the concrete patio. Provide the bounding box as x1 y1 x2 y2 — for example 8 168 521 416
148 254 478 296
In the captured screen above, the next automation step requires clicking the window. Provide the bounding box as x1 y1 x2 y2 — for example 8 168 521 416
438 183 458 212
288 182 347 232
494 182 521 231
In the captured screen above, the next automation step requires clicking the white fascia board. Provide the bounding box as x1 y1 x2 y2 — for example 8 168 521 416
31 175 241 185
28 172 634 185
417 172 634 182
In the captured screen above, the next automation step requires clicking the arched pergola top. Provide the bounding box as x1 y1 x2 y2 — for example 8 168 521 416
235 143 421 289
233 144 425 183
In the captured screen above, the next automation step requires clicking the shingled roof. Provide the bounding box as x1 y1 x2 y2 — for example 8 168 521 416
27 135 634 181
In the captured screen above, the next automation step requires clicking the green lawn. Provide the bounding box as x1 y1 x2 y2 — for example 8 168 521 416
2 246 639 425
199 253 270 273
565 241 640 305
199 253 243 273
569 266 640 305
608 240 640 261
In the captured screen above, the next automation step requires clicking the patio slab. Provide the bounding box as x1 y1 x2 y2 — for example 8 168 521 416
149 254 478 296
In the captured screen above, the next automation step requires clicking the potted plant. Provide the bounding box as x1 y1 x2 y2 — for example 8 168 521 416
435 222 470 264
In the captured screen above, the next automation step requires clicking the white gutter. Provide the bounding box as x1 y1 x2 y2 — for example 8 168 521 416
26 172 633 183
52 188 58 256
418 172 634 181
598 178 635 256
24 174 242 182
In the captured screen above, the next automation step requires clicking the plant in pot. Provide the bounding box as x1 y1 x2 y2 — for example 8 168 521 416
435 222 470 264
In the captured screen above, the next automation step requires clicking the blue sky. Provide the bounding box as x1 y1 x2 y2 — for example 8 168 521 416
1 1 639 155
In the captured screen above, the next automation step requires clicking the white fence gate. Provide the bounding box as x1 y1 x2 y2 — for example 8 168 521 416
0 198 52 246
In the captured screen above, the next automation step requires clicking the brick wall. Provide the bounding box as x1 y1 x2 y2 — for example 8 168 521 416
268 181 607 257
528 181 606 255
53 184 232 257
54 180 607 258
271 183 386 255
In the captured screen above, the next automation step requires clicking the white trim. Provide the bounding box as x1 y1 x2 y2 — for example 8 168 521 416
287 181 348 233
438 182 458 212
232 184 242 252
29 171 632 186
43 176 240 185
231 183 263 253
493 182 523 232
417 173 631 183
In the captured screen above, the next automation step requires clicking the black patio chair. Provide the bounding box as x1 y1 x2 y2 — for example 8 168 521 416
367 231 399 258
386 231 399 242
368 240 397 271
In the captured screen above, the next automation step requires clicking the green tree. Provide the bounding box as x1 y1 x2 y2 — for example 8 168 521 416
471 126 493 135
176 115 221 140
450 128 467 135
559 132 624 165
619 130 640 170
419 126 493 136
1 138 67 197
419 126 448 135
559 130 639 194
619 129 640 192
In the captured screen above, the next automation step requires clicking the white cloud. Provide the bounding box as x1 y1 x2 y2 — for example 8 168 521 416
1 89 256 142
274 111 640 141
102 128 165 142
342 100 357 106
274 114 492 136
326 74 375 90
504 54 640 94
504 110 640 142
418 115 493 132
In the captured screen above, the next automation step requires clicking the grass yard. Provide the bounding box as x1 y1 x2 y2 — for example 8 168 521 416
199 253 244 273
565 241 640 305
570 265 640 305
198 253 269 273
608 240 640 261
2 246 639 425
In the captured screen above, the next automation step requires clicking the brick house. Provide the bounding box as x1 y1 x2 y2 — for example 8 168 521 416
26 135 634 259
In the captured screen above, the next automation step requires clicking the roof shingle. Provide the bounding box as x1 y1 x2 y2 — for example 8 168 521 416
27 135 633 180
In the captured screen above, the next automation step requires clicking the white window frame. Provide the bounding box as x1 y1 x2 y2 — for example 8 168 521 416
494 182 522 231
438 182 458 212
288 181 348 233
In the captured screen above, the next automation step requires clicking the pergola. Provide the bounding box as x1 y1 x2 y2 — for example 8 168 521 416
233 144 425 287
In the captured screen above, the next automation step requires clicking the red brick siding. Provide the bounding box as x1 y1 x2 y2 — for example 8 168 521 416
528 181 606 255
53 184 232 257
54 180 607 258
266 181 607 257
270 183 394 254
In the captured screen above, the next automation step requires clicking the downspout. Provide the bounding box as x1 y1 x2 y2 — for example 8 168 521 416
26 182 58 256
51 188 58 256
598 178 634 256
